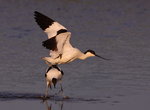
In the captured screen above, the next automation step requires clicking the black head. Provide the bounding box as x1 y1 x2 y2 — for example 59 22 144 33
84 49 96 55
52 78 57 88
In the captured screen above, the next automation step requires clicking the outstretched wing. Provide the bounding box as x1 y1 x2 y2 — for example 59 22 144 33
34 11 71 58
34 11 67 38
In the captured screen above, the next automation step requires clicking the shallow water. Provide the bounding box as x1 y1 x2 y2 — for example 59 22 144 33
0 0 150 110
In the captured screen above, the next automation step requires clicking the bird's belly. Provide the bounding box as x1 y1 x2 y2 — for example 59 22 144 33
60 50 78 64
60 55 74 63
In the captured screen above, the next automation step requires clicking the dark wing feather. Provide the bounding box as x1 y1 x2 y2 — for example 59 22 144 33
34 11 54 30
34 11 67 38
42 37 58 51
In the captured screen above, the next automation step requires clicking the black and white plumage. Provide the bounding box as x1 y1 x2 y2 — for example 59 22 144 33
45 65 64 97
34 11 109 66
34 11 68 59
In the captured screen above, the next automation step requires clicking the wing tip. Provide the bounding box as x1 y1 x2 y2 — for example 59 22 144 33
34 11 69 37
34 11 55 30
34 11 39 14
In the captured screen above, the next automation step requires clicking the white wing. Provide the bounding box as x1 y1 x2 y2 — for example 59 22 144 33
47 32 72 58
34 11 67 38
34 11 72 58
45 22 67 38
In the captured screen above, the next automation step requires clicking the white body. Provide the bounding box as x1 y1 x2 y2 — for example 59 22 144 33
44 49 90 65
43 32 95 65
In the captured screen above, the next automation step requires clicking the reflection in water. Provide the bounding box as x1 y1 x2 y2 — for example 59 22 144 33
0 91 102 102
44 100 63 110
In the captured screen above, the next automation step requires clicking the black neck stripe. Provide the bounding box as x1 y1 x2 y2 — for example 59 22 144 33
46 66 52 73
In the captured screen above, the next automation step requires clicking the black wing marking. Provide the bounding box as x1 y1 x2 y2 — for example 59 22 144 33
57 29 67 35
34 11 55 30
42 36 58 51
34 11 68 51
42 29 68 51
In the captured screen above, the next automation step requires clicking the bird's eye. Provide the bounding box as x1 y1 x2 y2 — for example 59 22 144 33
89 50 95 55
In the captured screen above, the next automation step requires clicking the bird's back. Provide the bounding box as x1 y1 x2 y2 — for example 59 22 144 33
46 67 62 81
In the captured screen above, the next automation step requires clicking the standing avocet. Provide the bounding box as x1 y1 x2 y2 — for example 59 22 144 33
45 65 64 98
34 11 109 66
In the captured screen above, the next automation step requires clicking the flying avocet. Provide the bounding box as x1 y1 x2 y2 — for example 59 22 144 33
45 65 64 98
34 11 109 66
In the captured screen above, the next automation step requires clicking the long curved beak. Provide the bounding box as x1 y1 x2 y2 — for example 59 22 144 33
95 54 110 60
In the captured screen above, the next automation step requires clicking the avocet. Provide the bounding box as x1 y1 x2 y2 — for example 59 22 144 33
34 11 109 66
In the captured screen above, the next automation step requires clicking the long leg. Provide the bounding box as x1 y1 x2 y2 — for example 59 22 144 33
60 81 63 93
45 82 49 98
41 83 49 101
55 80 64 96
59 81 70 99
45 82 52 98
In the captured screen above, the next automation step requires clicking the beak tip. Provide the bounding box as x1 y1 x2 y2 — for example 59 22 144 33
95 54 110 60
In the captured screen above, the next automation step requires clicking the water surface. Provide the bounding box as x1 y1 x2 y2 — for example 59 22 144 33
0 0 150 110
